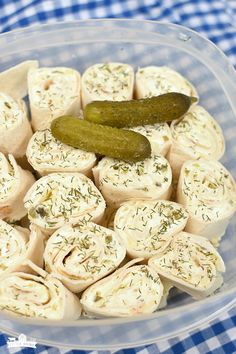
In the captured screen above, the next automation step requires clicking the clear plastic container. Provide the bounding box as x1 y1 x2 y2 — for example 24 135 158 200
0 19 236 350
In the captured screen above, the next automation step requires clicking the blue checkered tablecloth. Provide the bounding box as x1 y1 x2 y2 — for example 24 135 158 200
0 1 236 354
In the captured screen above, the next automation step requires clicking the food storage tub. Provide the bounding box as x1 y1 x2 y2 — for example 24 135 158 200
0 19 235 350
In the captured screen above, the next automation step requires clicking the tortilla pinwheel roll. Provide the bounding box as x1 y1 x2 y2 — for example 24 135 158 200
26 129 96 176
130 123 172 156
177 160 236 245
0 262 82 320
0 221 44 275
28 67 81 131
0 92 32 158
0 60 38 99
93 155 172 207
81 259 163 317
0 153 35 221
24 172 106 234
148 231 225 299
135 66 198 99
114 200 188 259
81 63 134 107
44 222 126 293
167 105 225 178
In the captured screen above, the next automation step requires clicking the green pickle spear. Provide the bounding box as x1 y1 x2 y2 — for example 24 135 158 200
51 116 151 162
84 92 197 128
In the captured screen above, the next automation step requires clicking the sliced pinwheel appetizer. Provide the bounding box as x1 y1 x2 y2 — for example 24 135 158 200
26 129 96 176
135 66 198 99
44 222 126 292
0 262 82 319
130 123 172 156
177 159 236 245
24 172 106 234
0 153 35 221
114 200 188 259
81 259 163 317
93 154 172 207
167 105 225 178
0 92 32 158
81 62 134 107
149 231 225 299
28 67 81 130
0 221 44 275
0 60 38 99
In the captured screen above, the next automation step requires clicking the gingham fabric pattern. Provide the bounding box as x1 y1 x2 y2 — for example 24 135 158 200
0 1 236 354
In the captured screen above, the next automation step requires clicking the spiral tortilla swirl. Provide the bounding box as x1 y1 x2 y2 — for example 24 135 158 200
0 263 81 319
81 259 163 317
26 129 96 176
24 172 106 234
93 155 172 207
44 222 126 293
177 159 236 244
168 105 225 178
114 200 188 259
149 231 225 299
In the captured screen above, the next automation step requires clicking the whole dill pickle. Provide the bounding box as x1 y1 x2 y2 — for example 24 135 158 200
84 92 197 128
51 116 151 162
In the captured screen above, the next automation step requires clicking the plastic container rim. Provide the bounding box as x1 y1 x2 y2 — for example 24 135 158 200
0 18 235 329
0 18 235 74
